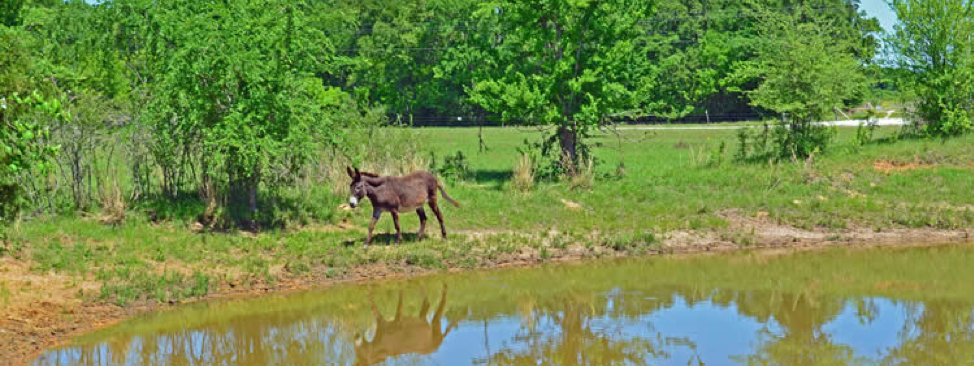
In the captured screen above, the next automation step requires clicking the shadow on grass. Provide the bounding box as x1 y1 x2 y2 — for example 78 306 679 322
470 169 512 190
342 232 443 247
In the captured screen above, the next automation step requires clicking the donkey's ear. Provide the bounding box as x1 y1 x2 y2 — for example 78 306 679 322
354 167 361 177
347 166 356 179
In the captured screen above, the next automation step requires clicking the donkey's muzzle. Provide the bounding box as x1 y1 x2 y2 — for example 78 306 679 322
349 196 359 208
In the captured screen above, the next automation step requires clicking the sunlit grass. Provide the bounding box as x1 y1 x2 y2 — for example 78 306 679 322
8 126 974 305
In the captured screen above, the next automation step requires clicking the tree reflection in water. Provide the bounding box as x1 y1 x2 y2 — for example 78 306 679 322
31 247 974 366
480 292 676 366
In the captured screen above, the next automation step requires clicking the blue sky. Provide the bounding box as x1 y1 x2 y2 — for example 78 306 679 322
861 0 897 33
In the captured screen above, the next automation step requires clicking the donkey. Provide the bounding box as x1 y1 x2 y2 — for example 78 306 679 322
347 167 460 246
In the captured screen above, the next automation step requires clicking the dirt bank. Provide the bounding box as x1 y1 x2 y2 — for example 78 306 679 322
2 220 972 365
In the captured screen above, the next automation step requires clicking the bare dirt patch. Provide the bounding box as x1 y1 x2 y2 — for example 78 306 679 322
0 258 124 364
870 155 956 174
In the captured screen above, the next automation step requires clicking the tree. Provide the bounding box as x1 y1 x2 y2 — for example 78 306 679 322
465 0 657 170
112 0 348 223
1 91 63 224
1 0 25 27
731 3 866 159
888 0 974 136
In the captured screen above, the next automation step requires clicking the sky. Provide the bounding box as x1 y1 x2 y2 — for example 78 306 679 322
860 0 898 33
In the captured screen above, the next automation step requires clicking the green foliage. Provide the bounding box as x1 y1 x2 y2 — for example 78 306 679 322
436 151 471 183
730 4 863 159
734 123 773 163
0 0 901 227
1 91 63 223
108 0 351 224
855 116 878 148
888 0 974 137
0 0 25 27
466 0 656 168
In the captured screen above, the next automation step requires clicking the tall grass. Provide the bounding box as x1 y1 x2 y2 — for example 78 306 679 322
568 157 595 190
319 127 430 197
511 154 535 192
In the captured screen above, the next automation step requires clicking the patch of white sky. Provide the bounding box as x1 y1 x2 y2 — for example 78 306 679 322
860 0 898 33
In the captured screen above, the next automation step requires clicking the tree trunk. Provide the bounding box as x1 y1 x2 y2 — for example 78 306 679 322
558 124 577 168
247 181 257 229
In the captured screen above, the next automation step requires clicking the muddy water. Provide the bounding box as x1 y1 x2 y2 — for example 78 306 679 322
32 245 974 366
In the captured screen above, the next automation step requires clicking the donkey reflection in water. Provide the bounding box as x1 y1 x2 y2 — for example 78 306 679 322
354 284 457 366
347 167 460 246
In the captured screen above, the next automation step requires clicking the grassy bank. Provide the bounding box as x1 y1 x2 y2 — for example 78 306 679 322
6 126 974 301
2 126 974 363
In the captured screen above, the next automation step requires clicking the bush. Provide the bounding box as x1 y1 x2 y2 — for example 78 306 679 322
771 120 836 161
855 118 878 147
436 151 470 182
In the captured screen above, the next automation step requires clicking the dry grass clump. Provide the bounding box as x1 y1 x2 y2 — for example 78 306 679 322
568 157 595 191
511 154 535 192
97 180 127 226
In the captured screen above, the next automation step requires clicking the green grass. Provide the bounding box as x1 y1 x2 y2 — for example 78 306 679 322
5 126 974 305
419 126 973 232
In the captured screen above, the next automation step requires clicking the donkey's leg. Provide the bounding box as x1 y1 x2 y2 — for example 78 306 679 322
391 211 402 245
366 209 381 247
416 208 428 240
429 201 447 239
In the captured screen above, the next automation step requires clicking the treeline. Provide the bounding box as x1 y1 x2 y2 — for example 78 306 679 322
1 0 971 228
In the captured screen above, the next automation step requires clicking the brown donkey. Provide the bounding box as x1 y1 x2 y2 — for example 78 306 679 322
347 167 460 246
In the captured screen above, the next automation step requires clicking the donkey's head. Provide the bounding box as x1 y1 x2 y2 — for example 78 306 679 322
347 166 367 208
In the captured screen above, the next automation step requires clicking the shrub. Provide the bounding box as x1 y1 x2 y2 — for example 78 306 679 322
437 151 470 182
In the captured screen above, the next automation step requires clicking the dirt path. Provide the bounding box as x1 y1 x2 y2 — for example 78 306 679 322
617 117 906 130
2 220 971 365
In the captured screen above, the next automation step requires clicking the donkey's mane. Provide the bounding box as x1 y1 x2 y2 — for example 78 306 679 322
359 171 381 178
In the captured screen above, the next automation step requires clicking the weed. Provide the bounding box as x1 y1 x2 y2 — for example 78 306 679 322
568 157 595 190
539 246 551 261
97 179 127 226
437 151 470 182
855 117 878 147
511 154 535 192
708 141 727 167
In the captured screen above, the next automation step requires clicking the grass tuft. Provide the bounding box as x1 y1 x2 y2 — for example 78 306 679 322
511 154 535 192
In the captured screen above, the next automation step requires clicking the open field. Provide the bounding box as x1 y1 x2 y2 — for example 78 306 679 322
2 126 974 363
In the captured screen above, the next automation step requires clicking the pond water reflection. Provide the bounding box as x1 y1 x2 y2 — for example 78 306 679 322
33 245 974 365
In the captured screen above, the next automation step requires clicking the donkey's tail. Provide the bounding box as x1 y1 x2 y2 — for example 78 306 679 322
437 183 460 208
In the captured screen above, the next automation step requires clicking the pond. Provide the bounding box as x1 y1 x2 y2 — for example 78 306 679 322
33 244 974 365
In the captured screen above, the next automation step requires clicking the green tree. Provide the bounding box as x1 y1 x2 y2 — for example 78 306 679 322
888 0 974 136
1 91 63 224
731 3 865 159
113 0 348 223
465 0 657 170
1 0 25 27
